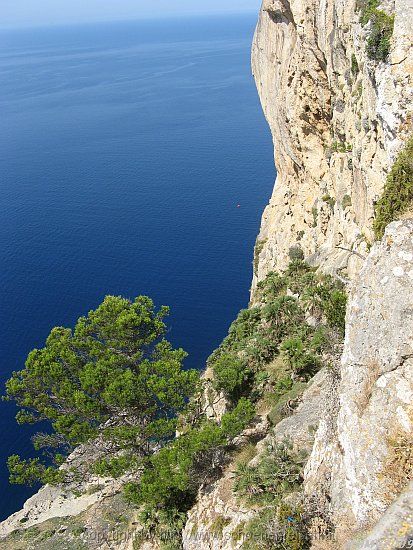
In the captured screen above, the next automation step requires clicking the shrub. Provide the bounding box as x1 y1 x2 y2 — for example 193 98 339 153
318 286 347 335
366 11 394 61
267 382 307 426
330 141 352 154
358 0 394 61
373 136 413 239
133 506 187 549
281 337 321 378
312 206 318 227
212 352 253 402
127 399 255 511
233 442 305 505
289 246 304 261
322 195 336 209
257 271 288 302
241 504 310 550
351 54 359 76
342 194 352 209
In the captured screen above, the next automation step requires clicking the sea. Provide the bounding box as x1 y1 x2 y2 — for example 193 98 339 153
0 13 274 519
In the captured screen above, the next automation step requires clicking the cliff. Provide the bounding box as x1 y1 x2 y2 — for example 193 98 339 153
1 1 412 549
251 0 412 288
182 0 413 547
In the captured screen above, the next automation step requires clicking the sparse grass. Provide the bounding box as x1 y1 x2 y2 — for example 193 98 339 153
71 526 86 537
267 381 307 426
254 238 267 274
231 520 246 543
232 442 258 466
241 504 310 550
382 424 413 503
356 360 380 413
210 515 231 537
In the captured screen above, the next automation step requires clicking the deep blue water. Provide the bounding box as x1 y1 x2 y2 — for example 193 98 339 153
0 14 274 519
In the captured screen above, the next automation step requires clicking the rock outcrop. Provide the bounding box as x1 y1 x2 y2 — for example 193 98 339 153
251 0 413 289
306 220 413 546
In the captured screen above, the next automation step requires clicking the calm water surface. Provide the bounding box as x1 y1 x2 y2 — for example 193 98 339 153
0 14 274 518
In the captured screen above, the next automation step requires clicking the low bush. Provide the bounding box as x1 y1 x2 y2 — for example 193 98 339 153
373 136 413 239
289 246 304 261
125 398 255 511
233 441 306 505
358 0 394 61
133 506 187 550
241 504 310 550
280 337 321 379
211 352 253 402
342 194 352 209
351 54 359 76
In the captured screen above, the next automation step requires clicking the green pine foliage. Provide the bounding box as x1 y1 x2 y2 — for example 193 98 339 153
373 136 413 239
5 295 199 484
125 398 255 511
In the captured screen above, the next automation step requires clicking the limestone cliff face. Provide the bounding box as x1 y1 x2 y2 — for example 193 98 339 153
251 0 413 289
305 220 413 547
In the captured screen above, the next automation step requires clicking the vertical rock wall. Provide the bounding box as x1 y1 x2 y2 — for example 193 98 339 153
251 0 413 289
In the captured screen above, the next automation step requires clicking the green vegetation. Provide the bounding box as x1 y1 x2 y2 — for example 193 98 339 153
254 238 267 274
373 136 413 239
233 441 306 505
342 194 352 209
209 261 346 405
312 206 318 227
5 263 347 548
241 503 310 549
322 194 336 209
358 0 394 61
289 246 305 261
267 380 307 426
331 141 352 154
219 263 346 549
210 515 231 536
5 295 199 485
351 53 359 76
124 398 254 547
133 506 187 550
